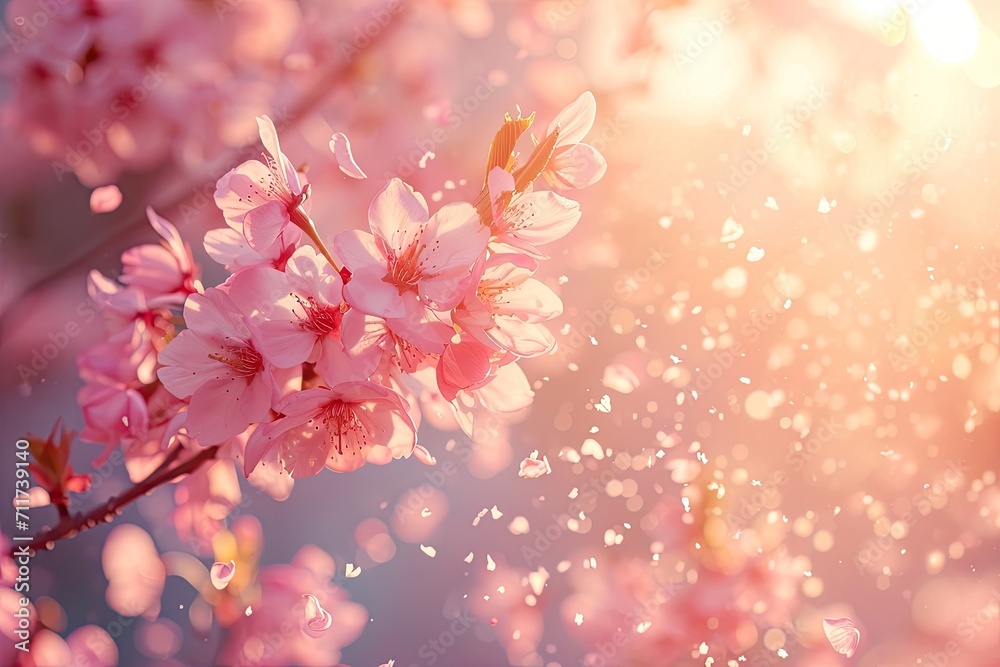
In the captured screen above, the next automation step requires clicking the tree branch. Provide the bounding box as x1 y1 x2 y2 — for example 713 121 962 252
9 445 221 557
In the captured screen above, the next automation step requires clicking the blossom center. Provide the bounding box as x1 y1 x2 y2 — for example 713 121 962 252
209 344 263 379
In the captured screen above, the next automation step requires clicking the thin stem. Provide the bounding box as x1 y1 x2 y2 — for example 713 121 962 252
148 441 185 478
291 207 340 272
10 445 221 557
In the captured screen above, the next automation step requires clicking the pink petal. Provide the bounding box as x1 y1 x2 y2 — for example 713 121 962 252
256 115 300 192
823 617 861 658
90 185 122 213
210 560 237 590
329 132 367 179
547 91 597 146
302 594 333 636
487 166 515 221
368 178 428 252
502 191 581 252
243 199 288 251
543 143 608 191
411 444 437 465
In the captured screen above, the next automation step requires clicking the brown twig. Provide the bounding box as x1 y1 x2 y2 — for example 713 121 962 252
9 445 221 557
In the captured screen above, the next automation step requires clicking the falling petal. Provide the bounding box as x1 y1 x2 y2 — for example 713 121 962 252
210 560 236 590
90 185 122 213
823 617 861 657
302 594 333 635
719 216 744 243
329 133 367 179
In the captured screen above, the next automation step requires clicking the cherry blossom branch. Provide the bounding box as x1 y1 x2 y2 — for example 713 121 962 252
0 8 409 339
10 444 221 557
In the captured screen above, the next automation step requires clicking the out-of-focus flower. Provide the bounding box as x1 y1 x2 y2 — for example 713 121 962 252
102 524 166 619
90 185 123 213
217 544 367 667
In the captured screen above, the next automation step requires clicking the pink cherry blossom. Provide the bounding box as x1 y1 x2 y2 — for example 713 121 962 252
518 450 552 478
173 458 243 555
204 224 302 274
244 382 417 478
156 288 281 445
120 207 200 307
215 116 307 247
453 253 562 357
823 617 861 657
214 116 338 267
485 167 581 258
540 91 608 190
334 178 489 318
340 301 454 374
227 245 371 383
450 362 534 437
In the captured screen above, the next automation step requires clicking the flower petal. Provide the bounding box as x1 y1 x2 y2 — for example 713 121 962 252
90 185 122 213
329 132 367 179
210 560 236 590
823 617 860 658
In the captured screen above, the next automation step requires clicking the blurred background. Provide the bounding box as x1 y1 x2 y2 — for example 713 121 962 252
0 0 999 665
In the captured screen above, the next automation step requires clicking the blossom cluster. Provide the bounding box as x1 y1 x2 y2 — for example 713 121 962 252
75 92 606 501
